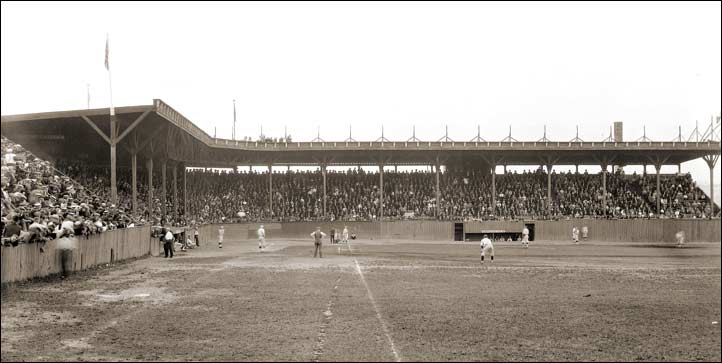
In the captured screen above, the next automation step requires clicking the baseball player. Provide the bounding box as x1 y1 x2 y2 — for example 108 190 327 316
310 226 326 258
521 226 530 248
339 225 351 253
218 225 224 248
342 226 349 244
581 225 589 242
675 230 685 248
572 226 580 244
480 234 494 264
257 224 266 252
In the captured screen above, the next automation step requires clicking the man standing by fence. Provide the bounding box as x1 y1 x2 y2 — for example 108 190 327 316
310 226 326 258
218 225 224 249
572 226 580 245
163 228 174 258
194 224 200 247
258 224 266 252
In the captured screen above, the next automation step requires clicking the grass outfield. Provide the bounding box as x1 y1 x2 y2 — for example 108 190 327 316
2 238 720 361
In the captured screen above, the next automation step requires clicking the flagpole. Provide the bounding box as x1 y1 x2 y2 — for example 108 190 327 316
233 99 237 141
108 72 114 116
106 33 117 204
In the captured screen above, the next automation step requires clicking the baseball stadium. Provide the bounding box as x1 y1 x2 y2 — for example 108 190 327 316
1 101 720 361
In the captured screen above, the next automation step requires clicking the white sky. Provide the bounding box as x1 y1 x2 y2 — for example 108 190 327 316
1 1 720 197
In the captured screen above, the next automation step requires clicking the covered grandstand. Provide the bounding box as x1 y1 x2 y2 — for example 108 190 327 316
1 99 720 221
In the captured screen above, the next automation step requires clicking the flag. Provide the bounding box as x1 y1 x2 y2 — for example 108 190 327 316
104 34 110 70
105 33 114 116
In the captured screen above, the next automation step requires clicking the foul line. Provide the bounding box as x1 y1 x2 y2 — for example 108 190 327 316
354 258 401 362
312 274 342 361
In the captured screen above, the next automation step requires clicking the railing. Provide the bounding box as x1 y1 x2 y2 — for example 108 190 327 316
154 99 214 145
149 99 720 153
198 138 721 151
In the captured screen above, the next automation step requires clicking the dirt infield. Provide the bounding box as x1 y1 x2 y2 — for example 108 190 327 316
2 238 720 361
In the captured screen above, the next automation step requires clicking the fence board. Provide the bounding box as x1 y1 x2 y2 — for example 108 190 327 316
2 226 152 284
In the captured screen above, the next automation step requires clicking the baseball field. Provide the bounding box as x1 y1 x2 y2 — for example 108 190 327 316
2 238 720 361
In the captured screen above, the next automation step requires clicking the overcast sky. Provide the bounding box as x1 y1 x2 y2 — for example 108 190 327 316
1 1 720 196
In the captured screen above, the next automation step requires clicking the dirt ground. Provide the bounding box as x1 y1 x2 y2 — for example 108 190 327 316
2 238 720 361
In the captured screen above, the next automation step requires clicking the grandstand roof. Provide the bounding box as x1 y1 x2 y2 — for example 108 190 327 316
1 99 719 168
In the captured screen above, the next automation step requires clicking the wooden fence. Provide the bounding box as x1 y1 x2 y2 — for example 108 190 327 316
197 219 720 244
532 219 721 242
1 226 153 284
198 221 453 243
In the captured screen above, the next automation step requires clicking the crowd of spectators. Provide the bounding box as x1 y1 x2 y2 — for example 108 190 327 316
56 160 186 227
181 167 717 223
1 136 143 248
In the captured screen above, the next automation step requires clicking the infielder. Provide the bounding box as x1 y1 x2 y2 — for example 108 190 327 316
218 225 224 248
310 226 326 258
521 226 530 248
480 234 494 264
257 224 266 252
342 226 349 244
339 225 351 253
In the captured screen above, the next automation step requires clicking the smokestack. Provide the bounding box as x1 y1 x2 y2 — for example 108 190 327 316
614 121 623 142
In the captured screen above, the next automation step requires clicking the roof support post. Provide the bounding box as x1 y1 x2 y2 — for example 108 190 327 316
546 163 553 217
132 151 137 216
702 155 719 217
435 160 441 220
379 164 384 220
655 164 662 215
162 159 167 220
173 163 178 219
491 164 496 218
479 155 504 219
601 163 607 217
183 162 187 220
147 157 153 220
268 163 273 220
110 114 118 205
322 163 327 219
645 154 670 217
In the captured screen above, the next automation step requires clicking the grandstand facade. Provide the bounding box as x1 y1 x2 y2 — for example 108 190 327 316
1 99 720 222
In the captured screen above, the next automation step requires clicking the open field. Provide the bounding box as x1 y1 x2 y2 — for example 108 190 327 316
2 238 720 361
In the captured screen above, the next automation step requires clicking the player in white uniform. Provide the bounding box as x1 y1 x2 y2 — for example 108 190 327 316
339 225 350 253
581 226 589 242
675 230 685 248
521 227 530 248
257 225 266 251
218 225 224 248
572 226 580 244
480 234 494 264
